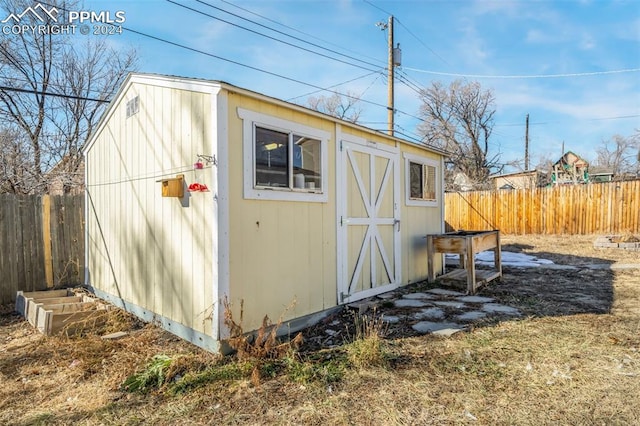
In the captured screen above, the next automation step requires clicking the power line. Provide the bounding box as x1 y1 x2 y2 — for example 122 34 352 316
404 66 640 79
0 75 115 98
287 71 382 102
167 0 381 73
495 114 640 127
0 85 108 102
123 26 398 113
361 0 447 65
37 1 421 136
217 0 387 69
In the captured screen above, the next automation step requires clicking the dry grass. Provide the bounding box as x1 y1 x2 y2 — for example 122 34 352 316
223 297 303 362
1 235 639 425
345 308 389 368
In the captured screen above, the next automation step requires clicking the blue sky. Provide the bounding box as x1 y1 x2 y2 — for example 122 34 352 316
80 0 639 170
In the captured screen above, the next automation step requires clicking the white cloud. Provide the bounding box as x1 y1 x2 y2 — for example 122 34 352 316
579 33 596 50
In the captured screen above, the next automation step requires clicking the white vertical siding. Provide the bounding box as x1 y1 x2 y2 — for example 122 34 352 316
86 81 215 336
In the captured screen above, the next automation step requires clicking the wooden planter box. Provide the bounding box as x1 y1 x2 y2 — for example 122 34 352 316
426 230 502 294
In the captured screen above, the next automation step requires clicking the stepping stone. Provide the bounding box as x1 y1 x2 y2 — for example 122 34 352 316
402 292 436 300
101 331 128 340
433 328 464 337
377 292 398 300
382 315 401 324
456 311 487 322
433 301 467 309
412 321 463 334
427 288 465 296
414 307 445 320
347 301 376 314
482 303 521 315
456 295 495 303
394 299 429 308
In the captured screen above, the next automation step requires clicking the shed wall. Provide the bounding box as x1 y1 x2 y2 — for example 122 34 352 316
338 129 444 285
223 97 444 332
398 143 444 282
86 82 215 337
224 93 337 332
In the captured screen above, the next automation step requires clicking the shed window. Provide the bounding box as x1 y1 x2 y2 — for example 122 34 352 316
409 161 436 201
404 153 439 207
255 127 322 191
238 108 329 203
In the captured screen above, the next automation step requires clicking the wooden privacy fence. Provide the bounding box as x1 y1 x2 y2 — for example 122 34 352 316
0 194 84 304
445 180 640 235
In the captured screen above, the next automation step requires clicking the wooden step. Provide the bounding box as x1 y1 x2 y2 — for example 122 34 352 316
16 289 111 336
26 296 84 326
15 289 71 317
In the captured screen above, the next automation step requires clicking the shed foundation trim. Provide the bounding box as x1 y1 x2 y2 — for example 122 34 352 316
88 286 220 353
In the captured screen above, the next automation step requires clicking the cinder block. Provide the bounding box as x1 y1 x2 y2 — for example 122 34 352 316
619 242 640 250
593 242 619 248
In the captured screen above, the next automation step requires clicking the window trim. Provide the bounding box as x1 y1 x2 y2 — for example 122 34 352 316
238 108 329 202
403 152 439 207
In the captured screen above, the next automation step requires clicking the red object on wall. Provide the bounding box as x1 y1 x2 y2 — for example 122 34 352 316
188 182 209 192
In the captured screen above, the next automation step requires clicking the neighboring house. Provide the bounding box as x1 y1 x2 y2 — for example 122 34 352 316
551 151 589 185
490 169 545 190
83 73 447 352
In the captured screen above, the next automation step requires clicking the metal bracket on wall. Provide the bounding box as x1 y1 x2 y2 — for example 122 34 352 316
196 154 217 167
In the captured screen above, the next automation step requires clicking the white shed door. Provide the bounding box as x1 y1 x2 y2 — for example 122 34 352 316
337 140 401 304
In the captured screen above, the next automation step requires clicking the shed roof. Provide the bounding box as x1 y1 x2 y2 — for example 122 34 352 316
84 72 446 157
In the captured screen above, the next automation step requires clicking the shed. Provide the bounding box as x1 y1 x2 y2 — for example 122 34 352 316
83 73 446 352
490 169 545 190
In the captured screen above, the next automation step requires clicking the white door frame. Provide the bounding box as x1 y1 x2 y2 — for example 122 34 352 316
336 133 401 304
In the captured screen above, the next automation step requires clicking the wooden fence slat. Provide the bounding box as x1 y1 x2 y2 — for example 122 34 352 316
445 180 640 235
0 194 84 304
42 195 54 288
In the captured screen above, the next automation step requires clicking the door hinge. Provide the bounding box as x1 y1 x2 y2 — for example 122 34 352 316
339 141 343 151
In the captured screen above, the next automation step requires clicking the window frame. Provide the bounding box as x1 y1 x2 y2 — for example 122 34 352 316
238 108 329 203
403 152 439 207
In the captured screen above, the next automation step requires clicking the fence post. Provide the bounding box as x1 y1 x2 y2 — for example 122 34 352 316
42 195 54 288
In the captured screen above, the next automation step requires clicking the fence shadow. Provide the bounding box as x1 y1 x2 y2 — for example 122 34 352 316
479 249 615 320
300 238 620 351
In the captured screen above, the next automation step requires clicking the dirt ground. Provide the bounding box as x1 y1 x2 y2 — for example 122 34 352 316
1 234 638 425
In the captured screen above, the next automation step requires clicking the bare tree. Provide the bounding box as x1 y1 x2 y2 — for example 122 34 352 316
0 127 33 193
594 133 639 177
417 79 500 190
307 92 363 123
0 0 136 194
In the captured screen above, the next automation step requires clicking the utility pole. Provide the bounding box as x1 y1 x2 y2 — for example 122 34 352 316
524 113 529 170
387 16 394 136
380 16 401 136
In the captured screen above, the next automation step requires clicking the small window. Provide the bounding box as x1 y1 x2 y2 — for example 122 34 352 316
404 153 439 206
126 96 139 118
409 161 436 201
254 127 322 191
239 108 329 203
